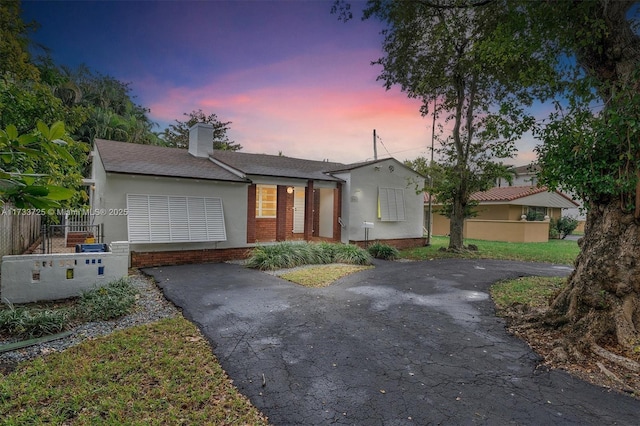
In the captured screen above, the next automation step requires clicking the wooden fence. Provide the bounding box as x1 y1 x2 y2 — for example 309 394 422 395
0 211 42 257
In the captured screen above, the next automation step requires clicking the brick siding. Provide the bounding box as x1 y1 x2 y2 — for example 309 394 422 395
131 247 251 268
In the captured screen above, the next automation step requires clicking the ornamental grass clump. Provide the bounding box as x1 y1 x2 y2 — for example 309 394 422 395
333 243 372 265
74 278 137 322
0 304 68 338
367 242 400 260
246 242 372 270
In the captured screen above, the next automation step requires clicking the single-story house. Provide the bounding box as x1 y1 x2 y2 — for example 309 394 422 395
426 185 579 243
506 163 586 232
90 123 426 267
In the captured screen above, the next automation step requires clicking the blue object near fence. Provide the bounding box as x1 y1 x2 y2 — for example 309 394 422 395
75 243 108 253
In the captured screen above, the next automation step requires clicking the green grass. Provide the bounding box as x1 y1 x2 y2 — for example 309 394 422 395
0 278 138 339
0 317 269 425
491 276 566 310
280 264 374 287
401 236 579 265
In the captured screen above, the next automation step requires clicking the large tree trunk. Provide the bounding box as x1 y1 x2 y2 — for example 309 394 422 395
448 195 465 250
549 200 640 354
545 0 640 358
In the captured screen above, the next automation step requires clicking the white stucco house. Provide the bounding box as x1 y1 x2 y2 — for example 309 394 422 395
90 123 426 267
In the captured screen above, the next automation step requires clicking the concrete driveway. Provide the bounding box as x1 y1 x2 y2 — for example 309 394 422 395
145 259 639 425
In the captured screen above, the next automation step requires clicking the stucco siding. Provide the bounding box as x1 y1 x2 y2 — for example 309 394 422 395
345 159 424 242
96 171 249 251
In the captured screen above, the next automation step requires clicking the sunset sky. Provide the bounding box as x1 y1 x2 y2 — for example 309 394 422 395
22 0 538 165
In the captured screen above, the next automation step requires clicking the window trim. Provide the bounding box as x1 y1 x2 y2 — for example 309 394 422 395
256 184 277 218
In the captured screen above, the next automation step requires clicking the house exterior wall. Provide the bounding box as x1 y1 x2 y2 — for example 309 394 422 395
474 204 510 220
92 149 249 254
464 220 549 243
336 159 425 246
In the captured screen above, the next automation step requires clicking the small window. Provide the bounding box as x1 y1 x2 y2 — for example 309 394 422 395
525 206 547 221
256 185 277 218
378 188 406 222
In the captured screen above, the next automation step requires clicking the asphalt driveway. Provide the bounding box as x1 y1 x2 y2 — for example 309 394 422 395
145 259 639 425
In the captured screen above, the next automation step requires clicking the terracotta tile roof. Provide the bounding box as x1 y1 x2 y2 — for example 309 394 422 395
211 150 345 182
471 185 548 202
511 164 540 175
95 139 248 182
423 185 578 206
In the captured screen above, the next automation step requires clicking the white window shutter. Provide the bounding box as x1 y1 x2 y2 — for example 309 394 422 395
126 194 227 243
378 188 405 222
127 194 150 243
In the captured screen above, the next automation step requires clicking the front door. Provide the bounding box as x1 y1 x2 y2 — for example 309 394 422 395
293 187 305 233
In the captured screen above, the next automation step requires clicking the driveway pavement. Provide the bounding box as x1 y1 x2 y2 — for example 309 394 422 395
145 259 639 425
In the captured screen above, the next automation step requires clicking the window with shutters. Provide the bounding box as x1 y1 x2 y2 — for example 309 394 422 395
126 194 226 243
377 187 406 222
256 185 277 218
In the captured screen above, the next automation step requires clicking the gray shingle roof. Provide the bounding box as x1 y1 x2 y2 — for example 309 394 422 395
95 139 418 184
211 150 346 182
94 139 248 182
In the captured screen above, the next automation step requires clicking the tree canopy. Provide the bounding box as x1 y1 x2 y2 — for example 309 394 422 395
356 0 545 249
161 109 241 151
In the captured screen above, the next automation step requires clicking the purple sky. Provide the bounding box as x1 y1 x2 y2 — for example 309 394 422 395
22 0 537 165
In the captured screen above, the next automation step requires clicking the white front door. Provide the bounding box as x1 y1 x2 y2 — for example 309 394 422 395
293 187 305 233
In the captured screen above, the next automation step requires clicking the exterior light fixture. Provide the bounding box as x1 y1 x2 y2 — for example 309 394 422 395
287 187 294 194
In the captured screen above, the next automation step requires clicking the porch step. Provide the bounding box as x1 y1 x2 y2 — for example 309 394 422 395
66 232 95 247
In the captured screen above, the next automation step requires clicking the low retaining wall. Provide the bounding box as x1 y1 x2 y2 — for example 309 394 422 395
131 247 251 268
1 241 129 304
464 220 549 243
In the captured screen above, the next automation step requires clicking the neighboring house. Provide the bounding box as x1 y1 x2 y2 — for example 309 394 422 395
426 185 579 243
505 164 586 232
91 123 425 267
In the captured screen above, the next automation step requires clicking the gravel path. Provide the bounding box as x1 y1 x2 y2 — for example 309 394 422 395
0 272 179 374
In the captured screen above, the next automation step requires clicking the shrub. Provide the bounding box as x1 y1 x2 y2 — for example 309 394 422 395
525 210 544 221
556 216 579 239
245 242 299 270
548 218 560 239
548 216 578 239
74 278 137 322
246 242 372 270
367 242 400 260
0 303 68 338
333 243 372 265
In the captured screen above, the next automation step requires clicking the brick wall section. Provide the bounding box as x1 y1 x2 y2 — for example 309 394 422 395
312 188 320 237
304 180 314 240
276 185 288 241
333 185 342 241
255 218 276 241
350 237 427 250
285 190 294 240
131 247 251 268
246 184 257 243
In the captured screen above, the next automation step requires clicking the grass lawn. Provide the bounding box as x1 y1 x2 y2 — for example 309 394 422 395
280 264 373 287
0 317 269 425
401 236 579 265
491 276 566 310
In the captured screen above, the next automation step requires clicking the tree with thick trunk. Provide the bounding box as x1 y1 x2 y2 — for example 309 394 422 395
536 0 640 364
357 0 536 251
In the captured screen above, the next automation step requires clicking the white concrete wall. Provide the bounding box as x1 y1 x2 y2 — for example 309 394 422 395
92 150 249 252
1 241 129 303
337 159 425 242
